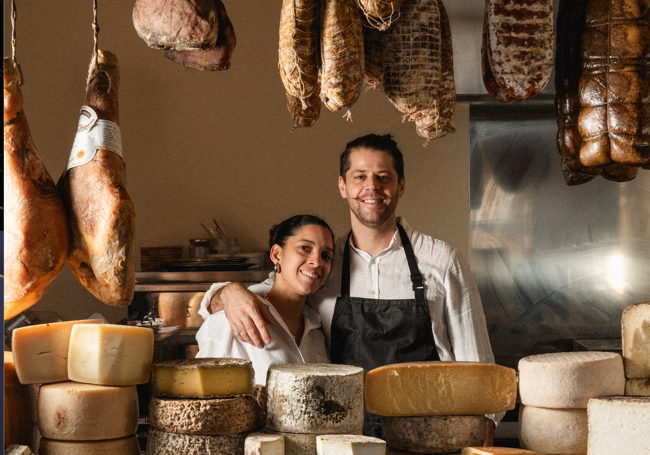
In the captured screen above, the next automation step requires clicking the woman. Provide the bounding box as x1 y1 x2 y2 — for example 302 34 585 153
196 215 334 384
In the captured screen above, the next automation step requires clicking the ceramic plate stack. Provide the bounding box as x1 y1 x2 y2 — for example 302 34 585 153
140 246 183 271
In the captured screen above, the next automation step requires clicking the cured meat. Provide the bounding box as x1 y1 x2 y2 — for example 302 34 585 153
133 0 218 51
57 51 136 307
485 0 554 100
481 9 520 104
362 22 384 90
578 0 650 168
414 0 456 144
384 0 441 119
357 0 403 30
320 0 365 114
4 58 68 320
163 0 236 70
279 0 321 126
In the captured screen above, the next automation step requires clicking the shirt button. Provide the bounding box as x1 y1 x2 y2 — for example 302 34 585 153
370 290 375 294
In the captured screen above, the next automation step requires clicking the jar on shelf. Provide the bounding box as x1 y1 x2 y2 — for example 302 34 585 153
189 238 210 259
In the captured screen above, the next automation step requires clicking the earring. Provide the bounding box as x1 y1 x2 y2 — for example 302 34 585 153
274 262 281 274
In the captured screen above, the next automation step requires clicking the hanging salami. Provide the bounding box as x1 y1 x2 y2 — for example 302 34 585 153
357 0 403 30
362 22 385 90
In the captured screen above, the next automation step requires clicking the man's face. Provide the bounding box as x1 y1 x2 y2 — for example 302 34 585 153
338 147 405 228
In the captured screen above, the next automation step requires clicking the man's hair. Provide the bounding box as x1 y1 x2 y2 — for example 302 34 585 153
339 133 405 181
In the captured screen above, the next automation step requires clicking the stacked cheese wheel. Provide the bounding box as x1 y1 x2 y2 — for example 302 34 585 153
251 363 385 455
10 320 154 455
365 361 518 454
517 351 626 454
147 358 264 454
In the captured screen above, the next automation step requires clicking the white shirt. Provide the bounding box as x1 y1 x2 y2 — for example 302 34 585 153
196 298 330 385
199 218 494 364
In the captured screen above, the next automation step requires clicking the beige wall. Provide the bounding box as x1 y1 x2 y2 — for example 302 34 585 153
4 0 471 322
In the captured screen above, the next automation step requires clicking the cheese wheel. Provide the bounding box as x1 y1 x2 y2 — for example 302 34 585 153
152 358 254 398
461 448 543 455
68 324 154 386
146 427 247 455
625 378 650 396
149 394 263 435
38 435 140 455
11 319 104 384
245 432 285 455
518 351 625 408
621 302 650 379
587 396 650 455
518 405 588 455
385 415 487 453
38 382 138 441
365 361 517 416
266 363 364 434
317 435 386 454
4 352 40 449
262 429 319 455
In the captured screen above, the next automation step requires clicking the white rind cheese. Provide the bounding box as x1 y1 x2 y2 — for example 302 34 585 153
38 382 138 441
11 319 104 384
587 396 650 455
365 362 517 416
461 448 543 455
67 324 154 386
145 427 247 455
621 302 650 379
266 364 364 434
317 434 386 455
148 395 263 435
245 432 285 455
38 435 140 455
518 351 625 408
384 415 487 452
625 378 650 396
152 358 255 398
518 405 588 455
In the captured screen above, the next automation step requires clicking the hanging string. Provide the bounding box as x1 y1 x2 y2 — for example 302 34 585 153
92 0 99 69
11 0 24 85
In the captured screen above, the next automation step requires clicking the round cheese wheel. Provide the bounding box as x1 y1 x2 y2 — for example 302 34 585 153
38 435 140 455
38 382 138 441
145 427 246 455
518 351 625 408
265 364 364 434
519 405 588 454
385 415 487 452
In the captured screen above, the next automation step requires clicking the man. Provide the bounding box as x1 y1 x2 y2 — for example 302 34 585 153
199 134 495 437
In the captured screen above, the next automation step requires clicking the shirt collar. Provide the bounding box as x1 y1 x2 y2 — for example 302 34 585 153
347 216 409 259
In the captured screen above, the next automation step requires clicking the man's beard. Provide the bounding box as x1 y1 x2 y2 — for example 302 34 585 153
349 196 398 227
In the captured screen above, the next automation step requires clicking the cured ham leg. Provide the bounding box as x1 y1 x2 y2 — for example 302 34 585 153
57 50 136 307
4 58 68 320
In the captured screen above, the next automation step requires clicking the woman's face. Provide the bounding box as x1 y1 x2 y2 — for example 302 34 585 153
272 224 335 297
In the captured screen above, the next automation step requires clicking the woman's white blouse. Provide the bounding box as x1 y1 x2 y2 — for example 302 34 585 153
195 298 330 385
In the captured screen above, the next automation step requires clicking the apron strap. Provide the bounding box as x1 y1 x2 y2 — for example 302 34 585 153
340 223 426 301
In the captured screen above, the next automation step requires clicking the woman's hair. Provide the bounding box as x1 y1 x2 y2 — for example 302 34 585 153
339 133 405 181
269 215 334 250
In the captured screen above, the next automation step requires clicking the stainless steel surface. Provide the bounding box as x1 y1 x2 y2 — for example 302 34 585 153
469 103 650 369
135 269 271 286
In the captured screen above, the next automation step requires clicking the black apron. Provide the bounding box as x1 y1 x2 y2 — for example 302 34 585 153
330 223 440 439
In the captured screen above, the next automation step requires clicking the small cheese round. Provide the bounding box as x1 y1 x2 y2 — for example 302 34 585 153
149 394 263 435
518 351 625 408
38 382 138 440
519 405 588 454
385 415 487 452
38 435 140 455
266 363 364 434
245 432 285 455
262 429 318 455
145 427 247 455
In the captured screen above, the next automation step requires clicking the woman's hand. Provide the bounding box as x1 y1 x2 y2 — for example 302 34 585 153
215 283 274 348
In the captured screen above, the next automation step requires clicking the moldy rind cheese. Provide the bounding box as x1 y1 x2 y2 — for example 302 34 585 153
38 382 138 440
146 427 247 455
152 358 254 398
621 302 650 379
518 351 625 408
149 394 263 434
11 319 104 384
384 415 487 453
364 361 517 416
625 378 650 396
518 405 587 455
245 432 285 455
587 396 650 455
317 434 386 455
38 435 140 455
265 363 364 434
67 323 153 386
